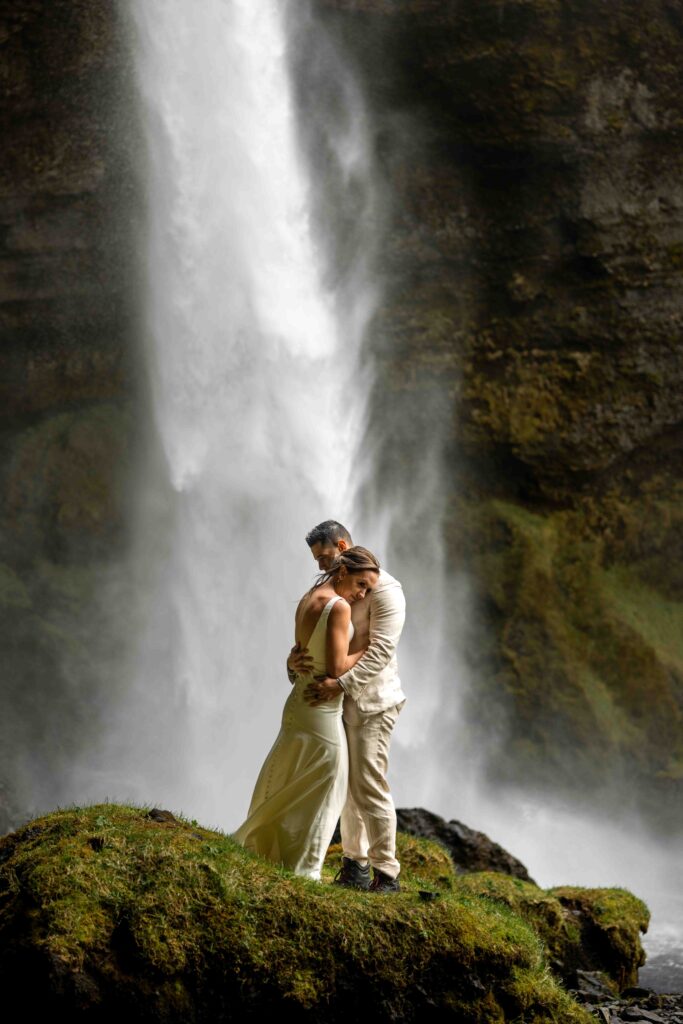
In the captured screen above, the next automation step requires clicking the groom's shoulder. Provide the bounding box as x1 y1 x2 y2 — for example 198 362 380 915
376 567 402 591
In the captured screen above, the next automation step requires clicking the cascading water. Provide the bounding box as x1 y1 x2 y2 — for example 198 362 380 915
116 0 470 835
114 0 379 826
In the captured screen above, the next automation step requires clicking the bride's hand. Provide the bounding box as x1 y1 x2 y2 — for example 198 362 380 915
287 642 314 683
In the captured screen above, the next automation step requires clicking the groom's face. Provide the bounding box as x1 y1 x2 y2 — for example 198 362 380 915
309 539 346 571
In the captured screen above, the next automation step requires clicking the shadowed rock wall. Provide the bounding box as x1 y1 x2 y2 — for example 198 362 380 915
318 0 683 824
0 0 138 827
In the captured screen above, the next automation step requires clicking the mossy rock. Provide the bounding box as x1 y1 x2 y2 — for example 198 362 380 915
549 886 649 990
455 873 648 990
0 804 597 1022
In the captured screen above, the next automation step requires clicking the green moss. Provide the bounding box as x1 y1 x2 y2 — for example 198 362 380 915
0 564 32 610
460 492 683 800
597 565 683 673
549 887 649 988
0 804 597 1022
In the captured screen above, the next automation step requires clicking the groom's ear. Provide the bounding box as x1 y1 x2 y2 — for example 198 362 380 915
337 539 349 552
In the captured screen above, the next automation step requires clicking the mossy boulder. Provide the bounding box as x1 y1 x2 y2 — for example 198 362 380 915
0 802 647 1019
456 873 648 991
0 804 650 1022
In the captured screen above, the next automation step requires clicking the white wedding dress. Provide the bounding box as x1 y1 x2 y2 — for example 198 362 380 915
234 596 351 879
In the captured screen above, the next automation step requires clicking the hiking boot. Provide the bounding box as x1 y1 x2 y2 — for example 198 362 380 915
369 868 401 893
333 856 371 890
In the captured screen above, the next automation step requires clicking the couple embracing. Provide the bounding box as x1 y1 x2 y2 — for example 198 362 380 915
234 520 406 892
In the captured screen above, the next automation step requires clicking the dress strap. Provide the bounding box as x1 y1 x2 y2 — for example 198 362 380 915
303 596 341 649
319 595 341 626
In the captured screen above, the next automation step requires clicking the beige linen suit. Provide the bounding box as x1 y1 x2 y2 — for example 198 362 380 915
338 568 406 878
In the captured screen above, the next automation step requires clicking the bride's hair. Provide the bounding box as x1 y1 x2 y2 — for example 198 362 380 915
313 546 380 590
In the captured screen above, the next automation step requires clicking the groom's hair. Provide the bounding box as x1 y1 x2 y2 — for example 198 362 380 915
305 520 353 548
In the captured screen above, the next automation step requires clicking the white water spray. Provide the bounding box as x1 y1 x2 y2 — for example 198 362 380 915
111 0 377 825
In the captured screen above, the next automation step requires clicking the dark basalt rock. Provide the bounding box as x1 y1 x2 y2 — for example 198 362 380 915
582 991 683 1024
396 806 535 881
569 969 618 1002
146 808 179 824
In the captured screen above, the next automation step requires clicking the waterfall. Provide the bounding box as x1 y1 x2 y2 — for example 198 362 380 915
115 0 472 833
113 0 377 826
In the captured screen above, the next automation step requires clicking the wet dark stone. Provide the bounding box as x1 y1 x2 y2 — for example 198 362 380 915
586 993 683 1024
570 969 617 1002
622 1009 666 1023
146 808 178 824
395 807 534 881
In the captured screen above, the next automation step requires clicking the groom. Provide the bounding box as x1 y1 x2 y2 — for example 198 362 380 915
289 520 406 893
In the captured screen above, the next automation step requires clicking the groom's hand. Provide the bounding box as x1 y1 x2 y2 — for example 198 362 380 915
287 642 314 684
304 676 343 706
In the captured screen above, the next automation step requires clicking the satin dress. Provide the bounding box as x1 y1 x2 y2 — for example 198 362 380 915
234 596 351 879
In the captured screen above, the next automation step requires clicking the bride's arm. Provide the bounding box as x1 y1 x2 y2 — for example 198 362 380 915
325 600 360 678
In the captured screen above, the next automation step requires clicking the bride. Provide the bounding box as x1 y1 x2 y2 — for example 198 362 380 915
234 546 380 879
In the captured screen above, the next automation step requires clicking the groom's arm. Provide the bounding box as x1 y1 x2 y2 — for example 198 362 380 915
337 583 406 701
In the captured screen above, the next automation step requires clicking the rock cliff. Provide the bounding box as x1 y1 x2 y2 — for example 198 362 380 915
315 0 683 824
0 1 137 826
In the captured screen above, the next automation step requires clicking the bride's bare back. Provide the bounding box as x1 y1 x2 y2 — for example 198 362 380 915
295 585 338 647
295 585 363 679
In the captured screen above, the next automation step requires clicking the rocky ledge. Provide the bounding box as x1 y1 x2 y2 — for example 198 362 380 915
0 803 652 1022
396 806 536 881
576 983 683 1024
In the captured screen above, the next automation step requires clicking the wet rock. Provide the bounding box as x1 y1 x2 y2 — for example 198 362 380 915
396 806 535 881
569 969 617 1002
586 991 683 1024
146 808 178 824
621 1010 666 1023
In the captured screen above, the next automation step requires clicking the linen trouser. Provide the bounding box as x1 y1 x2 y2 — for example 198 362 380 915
340 698 404 879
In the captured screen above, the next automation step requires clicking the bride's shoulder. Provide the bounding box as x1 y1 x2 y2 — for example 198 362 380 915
295 591 321 623
328 597 351 621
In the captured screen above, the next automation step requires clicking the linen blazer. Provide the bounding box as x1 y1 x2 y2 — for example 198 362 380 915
339 568 406 714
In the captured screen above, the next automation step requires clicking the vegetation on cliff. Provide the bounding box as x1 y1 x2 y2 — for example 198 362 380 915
0 804 648 1022
457 493 683 821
